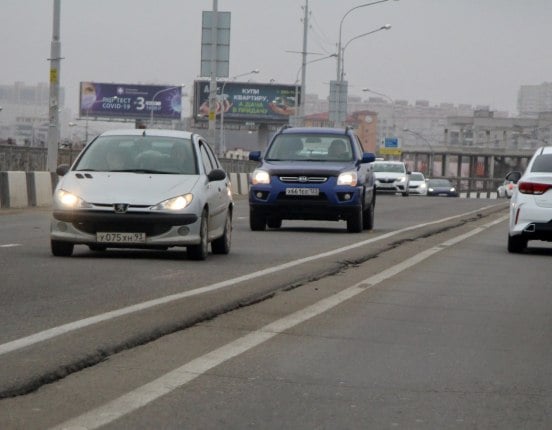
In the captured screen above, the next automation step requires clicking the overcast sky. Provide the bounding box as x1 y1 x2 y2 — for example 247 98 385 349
1 0 551 117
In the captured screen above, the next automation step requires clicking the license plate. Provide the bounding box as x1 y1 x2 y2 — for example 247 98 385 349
285 187 319 196
96 232 146 243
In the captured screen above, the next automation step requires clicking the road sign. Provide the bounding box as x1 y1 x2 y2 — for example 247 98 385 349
384 137 399 148
379 148 402 156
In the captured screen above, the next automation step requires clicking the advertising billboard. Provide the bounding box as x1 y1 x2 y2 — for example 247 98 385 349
79 82 182 120
193 80 301 124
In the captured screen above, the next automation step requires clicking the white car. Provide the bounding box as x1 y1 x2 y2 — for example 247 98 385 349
497 171 521 198
372 160 410 196
508 146 552 253
50 129 233 260
408 171 427 195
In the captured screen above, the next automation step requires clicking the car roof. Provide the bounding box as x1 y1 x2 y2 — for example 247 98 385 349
373 160 405 164
279 126 352 136
99 129 195 139
534 146 552 155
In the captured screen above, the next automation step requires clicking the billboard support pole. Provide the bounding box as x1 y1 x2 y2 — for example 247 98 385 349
208 0 219 153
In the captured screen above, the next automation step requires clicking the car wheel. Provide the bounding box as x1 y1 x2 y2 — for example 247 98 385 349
88 244 107 252
188 209 209 260
347 206 363 233
507 234 527 253
51 240 74 257
250 209 266 231
402 190 409 197
363 197 375 230
267 217 282 229
211 209 232 255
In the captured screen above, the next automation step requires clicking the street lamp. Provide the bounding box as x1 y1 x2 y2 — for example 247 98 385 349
219 69 259 156
336 0 398 82
149 84 185 128
363 87 395 139
340 25 391 81
403 128 434 177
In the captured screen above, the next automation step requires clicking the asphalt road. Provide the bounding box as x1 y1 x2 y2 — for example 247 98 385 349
1 195 551 429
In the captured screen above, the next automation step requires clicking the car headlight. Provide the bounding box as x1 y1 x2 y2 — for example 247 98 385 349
419 183 427 189
428 188 434 192
337 171 358 186
251 169 270 185
55 189 92 209
153 194 193 211
396 175 407 183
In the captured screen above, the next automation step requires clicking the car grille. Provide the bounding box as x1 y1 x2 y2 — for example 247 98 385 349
74 220 171 236
378 178 396 184
279 176 328 183
276 192 328 202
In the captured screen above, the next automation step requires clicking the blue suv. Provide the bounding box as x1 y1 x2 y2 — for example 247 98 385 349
248 126 376 232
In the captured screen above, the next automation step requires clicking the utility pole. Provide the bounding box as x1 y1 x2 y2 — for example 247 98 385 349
208 0 219 152
299 0 309 122
46 0 62 171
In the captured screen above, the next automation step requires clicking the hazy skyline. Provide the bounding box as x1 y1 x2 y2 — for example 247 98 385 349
1 0 551 117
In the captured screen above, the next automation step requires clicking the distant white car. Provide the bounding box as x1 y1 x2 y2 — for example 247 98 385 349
372 160 410 196
508 146 552 253
408 171 427 195
497 171 521 198
50 129 233 260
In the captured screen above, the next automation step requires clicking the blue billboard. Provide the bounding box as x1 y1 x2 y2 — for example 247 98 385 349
79 82 182 120
193 80 301 123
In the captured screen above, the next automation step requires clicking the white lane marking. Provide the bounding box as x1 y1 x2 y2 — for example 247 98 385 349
50 215 508 430
0 244 21 248
0 205 505 357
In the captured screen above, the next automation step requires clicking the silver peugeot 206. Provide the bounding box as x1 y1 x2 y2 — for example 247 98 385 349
50 129 233 260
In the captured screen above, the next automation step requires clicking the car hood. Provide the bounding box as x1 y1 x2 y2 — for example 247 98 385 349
57 172 200 205
373 171 406 179
262 160 357 175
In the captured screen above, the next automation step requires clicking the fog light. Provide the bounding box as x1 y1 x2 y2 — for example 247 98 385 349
177 226 190 236
256 191 264 198
57 222 68 232
343 193 352 201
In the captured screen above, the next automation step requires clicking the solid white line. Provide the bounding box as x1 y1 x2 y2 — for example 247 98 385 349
0 244 21 248
0 204 505 357
50 214 508 430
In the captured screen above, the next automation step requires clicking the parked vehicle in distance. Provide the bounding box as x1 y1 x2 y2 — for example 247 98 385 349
50 129 233 260
408 171 427 195
372 160 410 196
426 178 459 197
508 146 552 253
248 126 376 232
497 170 522 198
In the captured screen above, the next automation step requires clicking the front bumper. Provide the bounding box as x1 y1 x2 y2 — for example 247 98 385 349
50 209 201 246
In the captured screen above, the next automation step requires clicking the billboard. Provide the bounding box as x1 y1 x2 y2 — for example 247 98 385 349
79 82 182 120
193 80 301 124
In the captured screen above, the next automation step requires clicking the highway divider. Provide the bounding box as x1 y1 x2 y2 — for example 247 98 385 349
0 171 252 209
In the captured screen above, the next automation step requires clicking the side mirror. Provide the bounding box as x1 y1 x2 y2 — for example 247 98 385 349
505 170 522 184
207 168 226 182
56 164 70 176
361 152 376 163
249 151 261 162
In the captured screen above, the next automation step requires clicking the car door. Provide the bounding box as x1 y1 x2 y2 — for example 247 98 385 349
198 140 228 235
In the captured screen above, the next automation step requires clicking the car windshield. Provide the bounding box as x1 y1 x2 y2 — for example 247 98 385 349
74 136 198 174
530 153 552 173
429 179 452 187
410 173 425 181
372 163 406 173
265 134 354 162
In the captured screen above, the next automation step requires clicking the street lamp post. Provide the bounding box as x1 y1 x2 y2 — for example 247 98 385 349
363 87 395 141
219 69 259 156
149 85 185 128
404 128 434 177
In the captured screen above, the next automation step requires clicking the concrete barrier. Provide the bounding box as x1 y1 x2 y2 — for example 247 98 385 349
0 171 251 209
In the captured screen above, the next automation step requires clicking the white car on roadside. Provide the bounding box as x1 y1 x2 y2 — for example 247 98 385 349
508 146 552 253
408 171 427 195
372 160 410 196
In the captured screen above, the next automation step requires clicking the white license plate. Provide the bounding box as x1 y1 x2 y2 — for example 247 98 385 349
285 188 319 196
96 232 146 243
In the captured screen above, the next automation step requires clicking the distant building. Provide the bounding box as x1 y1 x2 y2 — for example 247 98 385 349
517 82 552 117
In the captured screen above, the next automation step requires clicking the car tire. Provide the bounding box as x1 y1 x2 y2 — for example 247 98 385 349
507 234 527 253
347 206 363 233
188 209 209 260
51 240 74 257
363 196 375 230
267 217 282 229
250 209 266 231
402 190 409 197
211 210 232 255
